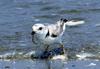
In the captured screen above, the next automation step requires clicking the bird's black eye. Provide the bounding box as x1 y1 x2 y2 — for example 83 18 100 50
38 27 43 30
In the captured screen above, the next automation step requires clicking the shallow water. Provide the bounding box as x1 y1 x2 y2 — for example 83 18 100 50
0 59 100 69
0 0 100 69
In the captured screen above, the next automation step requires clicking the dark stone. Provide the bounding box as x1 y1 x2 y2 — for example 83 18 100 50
72 64 76 67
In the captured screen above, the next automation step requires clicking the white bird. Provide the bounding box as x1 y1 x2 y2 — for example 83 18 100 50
31 18 85 59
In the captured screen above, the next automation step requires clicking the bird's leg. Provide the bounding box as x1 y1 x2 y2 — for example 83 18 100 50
45 45 49 51
59 43 65 54
39 45 50 59
60 43 64 48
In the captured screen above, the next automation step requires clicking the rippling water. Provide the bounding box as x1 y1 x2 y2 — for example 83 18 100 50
0 0 100 69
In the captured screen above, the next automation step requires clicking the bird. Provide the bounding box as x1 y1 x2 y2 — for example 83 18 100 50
31 18 84 59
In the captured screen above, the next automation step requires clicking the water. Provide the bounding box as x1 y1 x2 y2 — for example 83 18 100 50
0 0 100 69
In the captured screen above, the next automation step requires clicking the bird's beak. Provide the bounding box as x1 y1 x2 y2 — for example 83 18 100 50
31 31 36 35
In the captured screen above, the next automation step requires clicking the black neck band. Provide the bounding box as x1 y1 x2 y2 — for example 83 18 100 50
45 30 50 38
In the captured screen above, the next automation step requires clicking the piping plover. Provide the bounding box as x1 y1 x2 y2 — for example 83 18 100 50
31 18 84 59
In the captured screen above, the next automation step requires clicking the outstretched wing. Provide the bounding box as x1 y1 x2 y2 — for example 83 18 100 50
65 20 85 26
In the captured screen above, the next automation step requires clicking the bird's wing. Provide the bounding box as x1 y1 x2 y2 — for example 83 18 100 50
65 20 85 26
47 23 64 37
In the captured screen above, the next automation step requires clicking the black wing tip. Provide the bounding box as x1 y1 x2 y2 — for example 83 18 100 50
60 18 68 22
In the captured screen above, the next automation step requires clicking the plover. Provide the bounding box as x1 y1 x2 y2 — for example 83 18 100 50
31 18 84 59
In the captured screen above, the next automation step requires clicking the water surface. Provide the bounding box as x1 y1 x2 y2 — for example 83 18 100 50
0 0 100 69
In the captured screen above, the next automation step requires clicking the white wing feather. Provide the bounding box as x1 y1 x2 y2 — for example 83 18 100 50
65 20 85 26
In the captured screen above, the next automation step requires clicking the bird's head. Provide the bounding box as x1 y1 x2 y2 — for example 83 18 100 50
31 24 48 37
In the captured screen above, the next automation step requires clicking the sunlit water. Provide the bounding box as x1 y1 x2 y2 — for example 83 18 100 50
0 0 100 69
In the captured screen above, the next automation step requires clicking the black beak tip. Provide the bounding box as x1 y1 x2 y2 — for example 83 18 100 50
31 31 35 35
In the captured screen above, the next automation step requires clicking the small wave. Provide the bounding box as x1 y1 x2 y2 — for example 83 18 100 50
58 8 100 14
0 51 36 60
76 52 100 61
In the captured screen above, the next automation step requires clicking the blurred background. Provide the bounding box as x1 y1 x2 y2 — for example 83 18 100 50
0 0 100 69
